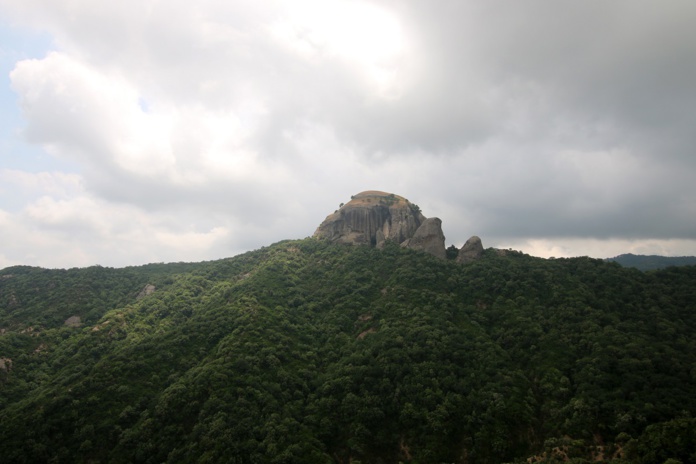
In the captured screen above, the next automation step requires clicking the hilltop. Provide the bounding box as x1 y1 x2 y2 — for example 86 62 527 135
313 190 483 262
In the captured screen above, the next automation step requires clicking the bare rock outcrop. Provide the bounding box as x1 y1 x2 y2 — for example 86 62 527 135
314 191 446 259
0 357 12 383
314 191 425 246
64 316 82 328
0 357 12 373
137 284 156 299
401 217 447 260
456 235 484 264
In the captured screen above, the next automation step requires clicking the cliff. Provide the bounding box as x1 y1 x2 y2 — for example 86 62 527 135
313 191 446 259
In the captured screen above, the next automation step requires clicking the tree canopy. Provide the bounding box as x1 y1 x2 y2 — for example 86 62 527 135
1 239 695 463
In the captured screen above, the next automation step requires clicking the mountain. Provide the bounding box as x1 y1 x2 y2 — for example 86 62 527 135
606 253 696 271
1 196 696 463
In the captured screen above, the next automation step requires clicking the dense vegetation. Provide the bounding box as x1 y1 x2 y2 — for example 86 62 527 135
606 253 696 271
1 239 695 463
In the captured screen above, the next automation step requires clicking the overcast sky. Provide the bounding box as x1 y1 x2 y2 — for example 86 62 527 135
1 0 695 269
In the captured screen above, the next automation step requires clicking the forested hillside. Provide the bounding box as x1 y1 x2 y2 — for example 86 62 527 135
1 239 695 463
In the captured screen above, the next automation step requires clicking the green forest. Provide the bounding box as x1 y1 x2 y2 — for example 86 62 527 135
1 239 695 463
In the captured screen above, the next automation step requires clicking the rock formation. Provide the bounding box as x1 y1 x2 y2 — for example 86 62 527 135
456 235 484 264
137 284 156 299
0 357 12 373
64 316 82 328
314 191 446 259
401 217 447 260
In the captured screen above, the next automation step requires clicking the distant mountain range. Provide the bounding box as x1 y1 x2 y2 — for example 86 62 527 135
605 253 696 271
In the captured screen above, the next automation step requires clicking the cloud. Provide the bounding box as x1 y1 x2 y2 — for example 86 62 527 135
0 170 240 268
1 0 695 267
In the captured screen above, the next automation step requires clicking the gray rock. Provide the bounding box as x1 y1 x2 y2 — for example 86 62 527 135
0 357 12 373
314 191 425 246
402 217 446 259
137 284 156 299
456 235 484 264
64 316 82 327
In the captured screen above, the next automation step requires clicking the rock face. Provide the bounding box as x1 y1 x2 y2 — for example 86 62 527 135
0 357 11 373
137 284 156 299
456 235 484 264
401 217 447 260
64 316 82 328
314 191 446 259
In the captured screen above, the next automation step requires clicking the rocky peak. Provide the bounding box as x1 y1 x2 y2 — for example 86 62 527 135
456 235 484 264
314 191 446 259
401 217 447 260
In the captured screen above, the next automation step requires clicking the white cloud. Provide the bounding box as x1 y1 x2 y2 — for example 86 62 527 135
268 0 407 99
11 52 174 174
0 170 237 268
0 0 695 268
0 169 81 199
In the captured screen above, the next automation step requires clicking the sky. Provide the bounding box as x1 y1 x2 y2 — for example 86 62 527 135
1 0 695 269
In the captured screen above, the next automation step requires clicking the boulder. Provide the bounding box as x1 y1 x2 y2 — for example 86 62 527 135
137 284 156 299
64 316 82 328
402 217 447 259
456 235 484 264
0 357 12 373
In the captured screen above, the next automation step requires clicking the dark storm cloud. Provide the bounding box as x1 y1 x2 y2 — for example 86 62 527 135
359 0 696 244
335 1 696 155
